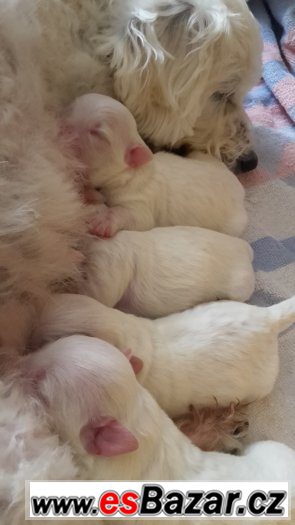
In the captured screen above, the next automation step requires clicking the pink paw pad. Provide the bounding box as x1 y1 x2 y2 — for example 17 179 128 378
88 209 118 238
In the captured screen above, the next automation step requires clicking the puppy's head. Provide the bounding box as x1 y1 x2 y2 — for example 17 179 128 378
64 94 153 187
108 0 262 172
23 336 140 458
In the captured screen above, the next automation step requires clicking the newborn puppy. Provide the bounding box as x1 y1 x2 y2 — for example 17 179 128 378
36 294 295 418
25 335 295 524
83 227 255 317
66 94 248 238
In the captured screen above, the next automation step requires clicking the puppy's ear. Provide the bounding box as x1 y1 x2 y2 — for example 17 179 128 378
129 355 144 375
125 144 153 168
80 417 138 457
120 348 144 375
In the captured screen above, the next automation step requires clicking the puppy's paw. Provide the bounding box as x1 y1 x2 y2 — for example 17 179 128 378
88 207 121 238
233 419 249 439
175 403 249 454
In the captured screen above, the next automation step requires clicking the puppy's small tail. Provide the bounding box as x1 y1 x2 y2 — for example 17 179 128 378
268 296 295 333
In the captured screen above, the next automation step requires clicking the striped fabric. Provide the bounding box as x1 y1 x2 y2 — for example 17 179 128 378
241 1 295 447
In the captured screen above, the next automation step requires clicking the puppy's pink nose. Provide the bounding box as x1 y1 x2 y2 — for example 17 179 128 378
125 145 153 168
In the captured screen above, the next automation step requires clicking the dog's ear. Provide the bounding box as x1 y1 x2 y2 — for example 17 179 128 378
125 144 153 168
80 417 139 456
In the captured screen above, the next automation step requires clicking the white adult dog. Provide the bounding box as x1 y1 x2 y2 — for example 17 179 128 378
0 2 86 349
19 0 262 170
103 0 263 170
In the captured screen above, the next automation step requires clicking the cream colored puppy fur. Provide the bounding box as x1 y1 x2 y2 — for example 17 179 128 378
67 94 248 238
36 294 295 418
83 227 254 317
2 336 295 525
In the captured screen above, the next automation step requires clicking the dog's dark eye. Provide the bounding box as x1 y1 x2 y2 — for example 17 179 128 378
171 143 193 157
212 91 230 102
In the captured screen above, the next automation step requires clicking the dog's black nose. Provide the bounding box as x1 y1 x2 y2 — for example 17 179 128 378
236 150 258 173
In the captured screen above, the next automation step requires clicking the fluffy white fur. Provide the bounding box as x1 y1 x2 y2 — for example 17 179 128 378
98 0 263 168
67 94 248 237
7 0 262 169
20 336 295 525
35 294 295 418
0 1 87 349
0 360 78 525
82 227 254 317
0 0 259 346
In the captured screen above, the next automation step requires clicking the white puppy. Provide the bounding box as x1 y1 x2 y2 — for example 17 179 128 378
3 336 294 524
35 294 295 418
66 94 248 238
83 227 255 317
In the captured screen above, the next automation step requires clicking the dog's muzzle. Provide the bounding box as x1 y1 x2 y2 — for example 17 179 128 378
235 150 258 173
